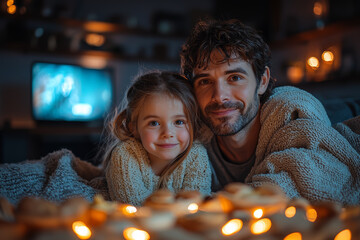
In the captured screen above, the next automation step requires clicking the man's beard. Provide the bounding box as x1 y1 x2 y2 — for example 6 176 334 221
203 96 260 136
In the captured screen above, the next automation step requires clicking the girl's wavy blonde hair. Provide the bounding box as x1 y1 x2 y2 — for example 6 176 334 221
101 70 209 188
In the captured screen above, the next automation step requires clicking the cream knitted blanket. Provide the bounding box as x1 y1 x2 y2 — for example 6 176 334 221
105 138 212 206
246 86 360 206
0 149 108 205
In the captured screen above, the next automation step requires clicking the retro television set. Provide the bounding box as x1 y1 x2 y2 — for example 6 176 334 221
31 62 114 126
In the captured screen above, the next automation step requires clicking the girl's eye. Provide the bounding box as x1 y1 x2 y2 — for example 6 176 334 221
175 120 186 126
149 121 159 126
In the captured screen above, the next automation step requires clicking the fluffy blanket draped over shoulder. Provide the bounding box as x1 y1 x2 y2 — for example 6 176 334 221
246 86 360 206
0 149 109 205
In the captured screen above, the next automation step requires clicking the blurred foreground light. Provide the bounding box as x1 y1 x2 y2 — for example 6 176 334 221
307 57 319 69
284 232 302 240
334 229 351 240
123 227 150 240
253 208 264 219
119 204 137 216
222 219 243 236
188 203 199 213
251 218 272 235
306 208 317 222
7 0 14 7
72 221 92 240
322 51 334 63
285 206 296 218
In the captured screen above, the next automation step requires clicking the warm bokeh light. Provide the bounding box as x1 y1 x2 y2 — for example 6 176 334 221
307 57 320 69
284 232 302 240
306 208 317 222
7 0 14 7
123 227 150 240
334 229 351 240
7 5 16 14
313 2 323 16
120 204 137 216
188 203 199 213
72 221 92 240
287 66 304 84
285 206 297 218
253 208 264 219
322 51 334 62
222 219 243 236
251 218 272 235
85 33 106 47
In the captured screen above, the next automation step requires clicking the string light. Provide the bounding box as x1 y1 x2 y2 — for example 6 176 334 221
222 219 243 236
322 51 334 63
307 57 320 70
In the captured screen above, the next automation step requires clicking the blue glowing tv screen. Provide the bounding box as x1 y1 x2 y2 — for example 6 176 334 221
31 62 113 122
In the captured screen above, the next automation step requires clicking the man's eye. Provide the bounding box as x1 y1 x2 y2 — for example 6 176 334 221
197 79 210 86
149 121 159 126
175 120 186 126
229 75 244 82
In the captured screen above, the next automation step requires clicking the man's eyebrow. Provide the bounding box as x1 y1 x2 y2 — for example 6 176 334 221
192 73 209 82
225 67 248 75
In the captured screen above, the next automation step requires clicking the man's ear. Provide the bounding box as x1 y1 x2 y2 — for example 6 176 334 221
257 66 270 95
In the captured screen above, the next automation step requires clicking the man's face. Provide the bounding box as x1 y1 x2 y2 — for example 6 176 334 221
192 52 264 136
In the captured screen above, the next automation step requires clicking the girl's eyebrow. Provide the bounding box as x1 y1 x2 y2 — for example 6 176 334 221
142 114 187 121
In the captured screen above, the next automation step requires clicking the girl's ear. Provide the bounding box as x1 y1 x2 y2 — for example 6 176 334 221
257 66 270 95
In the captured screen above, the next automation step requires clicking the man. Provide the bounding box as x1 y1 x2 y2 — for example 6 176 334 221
180 19 360 205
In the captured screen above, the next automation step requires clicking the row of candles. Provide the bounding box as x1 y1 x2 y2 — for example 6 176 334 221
70 198 353 240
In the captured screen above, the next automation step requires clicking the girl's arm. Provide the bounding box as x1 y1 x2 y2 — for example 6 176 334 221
181 143 212 196
105 141 154 206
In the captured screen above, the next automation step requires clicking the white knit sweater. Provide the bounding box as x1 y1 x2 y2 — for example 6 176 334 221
105 138 211 206
246 86 360 206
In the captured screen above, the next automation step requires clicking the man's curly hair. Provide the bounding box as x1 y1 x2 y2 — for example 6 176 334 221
180 19 275 103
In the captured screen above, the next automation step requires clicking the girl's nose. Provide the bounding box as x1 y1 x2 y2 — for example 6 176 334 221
162 125 174 138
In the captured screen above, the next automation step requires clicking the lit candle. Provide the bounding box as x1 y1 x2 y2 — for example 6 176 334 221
72 221 92 240
221 219 243 236
123 227 150 240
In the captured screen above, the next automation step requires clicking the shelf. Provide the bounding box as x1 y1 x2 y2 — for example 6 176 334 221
270 17 360 49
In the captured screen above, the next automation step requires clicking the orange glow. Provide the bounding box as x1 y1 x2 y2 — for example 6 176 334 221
322 51 334 62
7 0 14 7
85 33 105 47
306 208 317 222
334 229 351 240
253 208 264 219
119 204 137 216
287 66 304 84
251 218 272 235
285 206 296 218
7 5 16 14
84 21 119 33
222 219 243 236
307 57 319 69
313 2 323 16
123 227 150 240
72 221 92 240
284 232 302 240
188 203 199 213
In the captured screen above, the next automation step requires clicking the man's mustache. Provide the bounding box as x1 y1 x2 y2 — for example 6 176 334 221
205 101 244 113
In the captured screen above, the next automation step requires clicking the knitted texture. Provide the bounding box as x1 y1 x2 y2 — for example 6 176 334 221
246 86 360 206
0 149 108 205
105 138 211 206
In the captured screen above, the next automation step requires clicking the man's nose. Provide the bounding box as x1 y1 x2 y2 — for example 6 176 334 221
212 81 230 103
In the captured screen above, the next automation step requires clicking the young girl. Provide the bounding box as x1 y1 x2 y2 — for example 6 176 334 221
102 71 211 206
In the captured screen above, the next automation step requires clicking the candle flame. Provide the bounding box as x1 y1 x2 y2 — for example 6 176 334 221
72 221 92 240
123 227 150 240
285 206 296 218
253 208 264 219
284 232 302 240
221 219 243 236
334 229 351 240
251 218 272 235
306 208 317 222
188 203 199 213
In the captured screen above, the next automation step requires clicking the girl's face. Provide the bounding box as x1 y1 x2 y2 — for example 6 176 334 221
136 93 190 167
